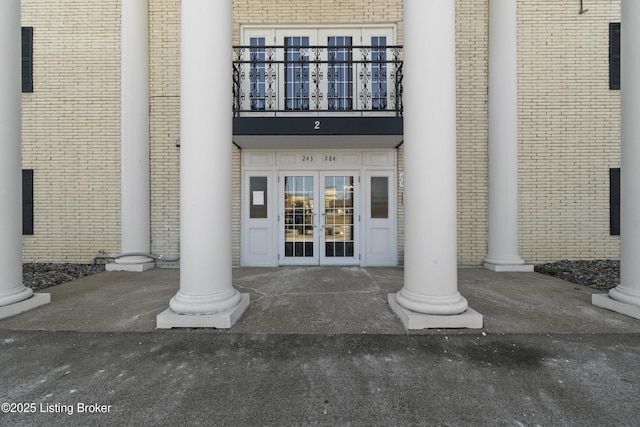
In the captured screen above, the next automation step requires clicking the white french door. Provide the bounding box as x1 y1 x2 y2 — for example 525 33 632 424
280 172 319 265
241 27 395 113
319 171 359 265
279 171 359 265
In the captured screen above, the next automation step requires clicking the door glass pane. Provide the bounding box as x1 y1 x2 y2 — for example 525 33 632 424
371 176 388 218
284 176 314 257
285 37 310 110
324 176 354 257
328 37 353 111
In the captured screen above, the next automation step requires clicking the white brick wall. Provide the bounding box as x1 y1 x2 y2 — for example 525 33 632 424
454 0 622 265
517 1 621 263
20 0 622 266
149 1 180 266
232 0 403 45
456 0 490 265
21 0 121 263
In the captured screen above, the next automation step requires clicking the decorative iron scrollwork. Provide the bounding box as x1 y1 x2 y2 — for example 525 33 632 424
233 44 403 116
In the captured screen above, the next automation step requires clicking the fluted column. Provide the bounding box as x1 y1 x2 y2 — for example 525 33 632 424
484 0 532 272
388 0 481 329
108 0 154 272
593 0 640 320
0 0 50 319
157 0 249 328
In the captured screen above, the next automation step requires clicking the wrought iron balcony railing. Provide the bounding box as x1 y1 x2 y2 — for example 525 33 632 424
233 45 403 117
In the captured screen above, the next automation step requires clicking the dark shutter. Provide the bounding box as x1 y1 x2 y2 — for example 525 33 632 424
610 168 620 236
22 170 34 235
610 23 620 90
22 27 33 93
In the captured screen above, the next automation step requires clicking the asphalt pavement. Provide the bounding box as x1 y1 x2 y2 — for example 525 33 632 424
0 267 638 426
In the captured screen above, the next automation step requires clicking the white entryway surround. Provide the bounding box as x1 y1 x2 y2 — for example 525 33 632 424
241 150 397 267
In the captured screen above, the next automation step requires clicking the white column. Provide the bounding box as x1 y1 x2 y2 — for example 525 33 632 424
108 0 154 272
388 0 481 329
0 0 49 319
593 0 640 320
483 0 532 273
157 0 248 329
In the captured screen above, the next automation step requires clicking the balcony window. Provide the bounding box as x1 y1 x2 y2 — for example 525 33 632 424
371 36 387 110
285 37 310 111
328 37 353 111
249 37 266 110
235 26 402 116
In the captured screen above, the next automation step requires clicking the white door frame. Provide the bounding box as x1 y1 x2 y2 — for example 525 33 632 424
241 150 397 267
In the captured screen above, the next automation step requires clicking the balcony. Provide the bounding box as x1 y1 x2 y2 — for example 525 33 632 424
233 44 403 117
232 44 403 149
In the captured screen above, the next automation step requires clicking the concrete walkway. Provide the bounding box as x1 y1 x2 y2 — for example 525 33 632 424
0 267 637 334
1 268 639 426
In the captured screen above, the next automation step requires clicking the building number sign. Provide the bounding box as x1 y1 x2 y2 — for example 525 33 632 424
300 154 338 164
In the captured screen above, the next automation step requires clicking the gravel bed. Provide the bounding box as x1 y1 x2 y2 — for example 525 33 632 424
535 259 620 291
23 263 105 292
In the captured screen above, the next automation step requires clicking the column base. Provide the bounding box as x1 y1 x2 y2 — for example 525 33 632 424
592 294 640 321
388 294 483 329
484 262 534 272
156 293 250 329
0 293 51 321
106 261 155 272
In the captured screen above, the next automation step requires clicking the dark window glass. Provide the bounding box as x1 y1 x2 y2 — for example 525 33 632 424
371 176 388 219
610 23 620 90
325 242 354 258
249 176 268 219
